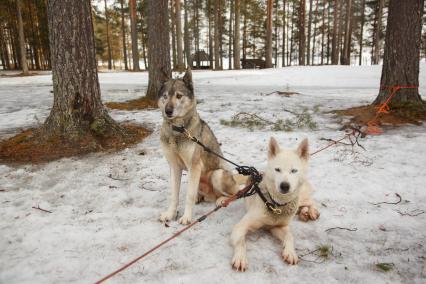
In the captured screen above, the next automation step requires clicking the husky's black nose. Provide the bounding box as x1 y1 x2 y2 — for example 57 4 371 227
165 108 173 117
280 182 290 194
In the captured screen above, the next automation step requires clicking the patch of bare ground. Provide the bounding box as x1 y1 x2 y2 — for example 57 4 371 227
105 97 157 110
333 102 426 127
0 124 151 164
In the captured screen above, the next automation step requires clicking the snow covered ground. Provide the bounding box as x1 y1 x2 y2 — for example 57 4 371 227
1 65 426 284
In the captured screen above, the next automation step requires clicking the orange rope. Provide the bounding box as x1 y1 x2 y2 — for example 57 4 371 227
366 85 418 135
94 131 361 283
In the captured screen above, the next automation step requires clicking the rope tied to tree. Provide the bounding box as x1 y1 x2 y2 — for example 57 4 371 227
365 85 418 135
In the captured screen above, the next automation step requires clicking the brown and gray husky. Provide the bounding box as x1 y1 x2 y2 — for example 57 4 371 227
158 69 240 225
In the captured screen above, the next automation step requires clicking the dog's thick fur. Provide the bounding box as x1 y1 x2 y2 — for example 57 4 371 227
231 137 319 271
158 69 240 224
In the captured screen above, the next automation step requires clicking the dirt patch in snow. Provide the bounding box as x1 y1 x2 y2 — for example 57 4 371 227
105 97 158 110
334 103 426 126
0 123 151 164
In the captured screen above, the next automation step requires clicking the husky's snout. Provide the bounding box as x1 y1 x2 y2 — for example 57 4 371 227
165 104 174 118
279 182 290 194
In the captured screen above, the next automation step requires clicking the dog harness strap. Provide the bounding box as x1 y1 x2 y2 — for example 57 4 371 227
172 124 287 214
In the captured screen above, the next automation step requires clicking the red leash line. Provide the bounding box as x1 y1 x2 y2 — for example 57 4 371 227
94 134 357 283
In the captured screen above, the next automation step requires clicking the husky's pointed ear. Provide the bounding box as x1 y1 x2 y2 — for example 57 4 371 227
268 137 280 159
297 138 309 160
183 67 193 91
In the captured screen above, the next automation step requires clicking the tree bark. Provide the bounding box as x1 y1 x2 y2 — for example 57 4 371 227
298 0 306 65
342 0 353 65
44 0 123 139
307 0 313 65
16 0 28 75
129 0 140 71
104 0 112 70
266 0 273 68
183 0 191 67
146 0 171 100
373 0 424 106
120 0 128 70
175 0 184 71
311 0 319 64
372 0 384 65
214 0 222 69
233 0 241 69
331 0 339 64
228 0 233 69
358 0 365 66
281 0 286 67
171 0 177 70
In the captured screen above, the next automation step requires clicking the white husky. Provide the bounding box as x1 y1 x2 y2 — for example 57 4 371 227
231 137 319 271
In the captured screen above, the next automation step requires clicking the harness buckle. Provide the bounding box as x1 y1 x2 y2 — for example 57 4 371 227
266 203 282 215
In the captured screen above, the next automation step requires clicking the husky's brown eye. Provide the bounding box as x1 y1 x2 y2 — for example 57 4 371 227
176 93 183 99
275 168 281 173
291 168 298 174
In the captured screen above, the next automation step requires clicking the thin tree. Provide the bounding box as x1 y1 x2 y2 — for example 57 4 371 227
282 0 286 67
372 0 384 64
298 0 306 65
228 0 233 70
175 0 184 70
342 0 353 65
331 0 340 64
266 0 273 68
120 0 128 70
311 0 319 64
104 0 112 69
16 0 28 75
129 0 139 71
358 0 366 65
183 0 191 67
307 0 313 65
214 0 222 69
44 0 125 140
373 0 424 107
233 0 241 69
146 0 171 100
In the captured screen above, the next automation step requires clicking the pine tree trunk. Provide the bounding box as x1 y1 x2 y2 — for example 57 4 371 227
243 7 247 61
233 0 241 69
311 0 318 64
0 20 11 70
266 0 273 68
139 8 148 69
171 1 177 70
214 0 222 69
298 0 306 65
183 0 191 67
307 0 313 65
16 0 29 75
358 0 365 66
104 0 112 70
228 0 233 70
146 0 171 100
342 0 352 65
129 0 140 71
120 0 128 70
331 0 339 64
373 0 384 65
326 0 331 64
373 0 424 106
282 0 286 67
274 0 278 66
175 0 184 71
337 0 344 64
44 0 123 139
320 0 325 65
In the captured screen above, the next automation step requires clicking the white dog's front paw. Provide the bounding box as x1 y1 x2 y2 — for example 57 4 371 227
232 253 248 272
178 214 192 225
282 247 299 265
159 210 177 222
215 196 227 207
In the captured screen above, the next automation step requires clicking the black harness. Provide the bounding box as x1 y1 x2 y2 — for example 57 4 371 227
172 124 286 214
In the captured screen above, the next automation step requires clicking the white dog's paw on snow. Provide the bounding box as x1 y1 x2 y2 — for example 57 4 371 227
232 253 248 272
215 196 228 207
298 206 320 222
282 248 299 265
178 214 192 225
159 210 177 222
